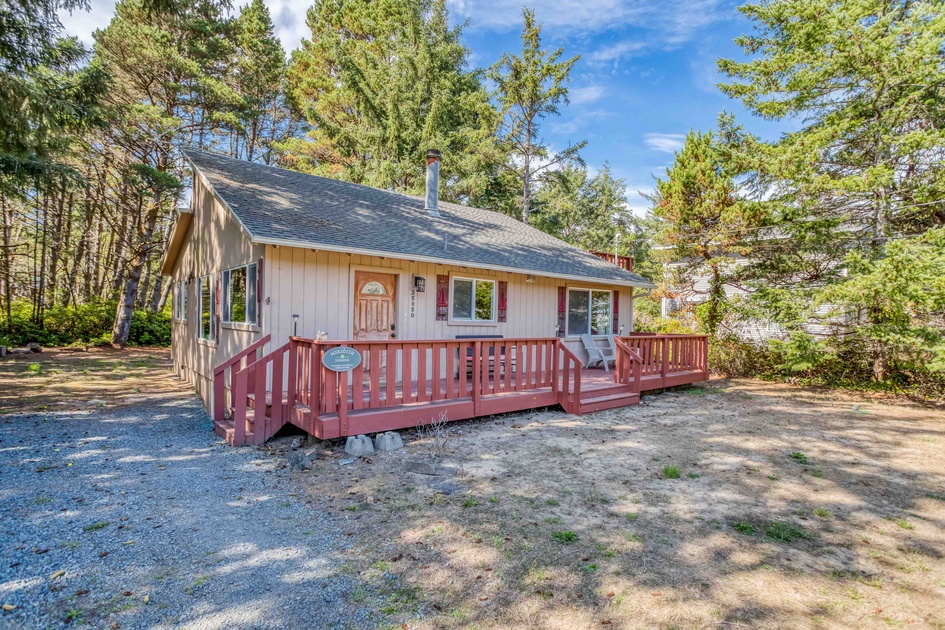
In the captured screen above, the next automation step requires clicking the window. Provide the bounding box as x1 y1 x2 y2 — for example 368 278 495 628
451 277 495 321
197 274 214 341
222 263 257 324
567 289 612 336
173 281 187 321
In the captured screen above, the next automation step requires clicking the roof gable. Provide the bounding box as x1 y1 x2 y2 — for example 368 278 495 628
183 150 654 288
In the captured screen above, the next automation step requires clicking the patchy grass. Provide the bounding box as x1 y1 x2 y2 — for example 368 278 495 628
299 377 945 629
662 465 681 479
765 522 809 543
551 530 578 544
790 452 812 465
883 516 915 530
732 522 756 536
82 521 109 533
0 347 177 414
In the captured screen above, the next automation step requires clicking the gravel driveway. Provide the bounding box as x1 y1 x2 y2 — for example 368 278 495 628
0 392 378 629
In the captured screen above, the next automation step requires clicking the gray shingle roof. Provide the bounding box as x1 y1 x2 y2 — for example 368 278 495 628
184 150 654 288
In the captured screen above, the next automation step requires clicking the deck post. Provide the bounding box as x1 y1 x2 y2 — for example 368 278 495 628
702 335 710 380
338 368 349 436
472 341 481 416
286 339 298 410
312 342 321 418
232 368 247 446
271 349 284 431
660 338 669 388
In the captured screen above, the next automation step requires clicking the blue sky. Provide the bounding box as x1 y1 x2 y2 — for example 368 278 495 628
61 0 792 216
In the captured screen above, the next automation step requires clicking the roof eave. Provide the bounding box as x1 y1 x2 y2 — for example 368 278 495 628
252 235 656 289
158 210 194 275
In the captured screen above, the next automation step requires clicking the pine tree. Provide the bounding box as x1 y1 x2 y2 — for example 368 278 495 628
231 0 290 163
283 0 499 200
0 0 108 189
94 0 237 346
649 130 766 336
718 0 945 379
531 163 631 253
489 8 585 222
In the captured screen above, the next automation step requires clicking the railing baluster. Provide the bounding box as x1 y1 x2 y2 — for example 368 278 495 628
417 344 429 403
446 343 456 399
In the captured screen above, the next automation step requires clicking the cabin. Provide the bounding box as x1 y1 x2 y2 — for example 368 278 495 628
159 149 709 446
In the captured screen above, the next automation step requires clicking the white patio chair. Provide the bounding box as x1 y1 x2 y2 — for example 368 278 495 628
580 334 615 372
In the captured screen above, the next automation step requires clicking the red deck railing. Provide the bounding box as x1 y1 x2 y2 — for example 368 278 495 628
215 334 708 445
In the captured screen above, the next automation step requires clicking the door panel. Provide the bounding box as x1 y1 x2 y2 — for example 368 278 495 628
354 272 397 384
353 272 397 341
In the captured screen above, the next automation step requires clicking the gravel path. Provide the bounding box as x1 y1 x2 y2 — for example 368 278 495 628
0 392 378 629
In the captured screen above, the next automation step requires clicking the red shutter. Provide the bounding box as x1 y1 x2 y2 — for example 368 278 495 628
256 257 263 327
557 286 566 337
497 281 507 323
436 274 449 321
613 290 619 334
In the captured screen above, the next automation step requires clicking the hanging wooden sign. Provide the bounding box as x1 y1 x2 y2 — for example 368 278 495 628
322 346 362 372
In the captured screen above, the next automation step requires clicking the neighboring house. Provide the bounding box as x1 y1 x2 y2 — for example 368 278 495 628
160 150 708 445
660 256 834 341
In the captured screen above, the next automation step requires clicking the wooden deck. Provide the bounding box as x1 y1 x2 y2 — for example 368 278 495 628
212 334 709 446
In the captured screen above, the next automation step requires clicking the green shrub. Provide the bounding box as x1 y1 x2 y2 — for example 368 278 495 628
1 300 170 347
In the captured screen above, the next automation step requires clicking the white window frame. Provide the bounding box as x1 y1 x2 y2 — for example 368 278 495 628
197 274 215 342
174 280 187 322
566 287 613 338
449 276 496 323
222 262 257 325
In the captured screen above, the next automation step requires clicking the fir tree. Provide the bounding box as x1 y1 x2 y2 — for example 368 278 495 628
489 8 585 222
231 0 290 163
284 0 499 200
718 0 945 379
649 130 765 336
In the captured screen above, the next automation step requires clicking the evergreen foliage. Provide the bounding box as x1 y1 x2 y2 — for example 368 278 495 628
283 0 500 201
489 8 585 221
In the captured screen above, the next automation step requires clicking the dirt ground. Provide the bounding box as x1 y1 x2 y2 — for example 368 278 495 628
298 379 945 630
0 346 179 414
4 349 944 628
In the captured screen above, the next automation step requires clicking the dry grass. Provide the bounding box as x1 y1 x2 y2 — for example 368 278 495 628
0 347 179 414
302 379 945 629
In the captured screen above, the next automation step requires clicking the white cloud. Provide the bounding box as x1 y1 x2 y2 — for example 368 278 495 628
60 0 310 52
447 0 648 32
589 41 647 63
569 85 605 105
643 133 686 154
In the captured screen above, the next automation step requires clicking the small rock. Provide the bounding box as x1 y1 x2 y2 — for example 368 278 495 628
345 435 374 458
27 342 42 353
337 458 355 466
405 461 458 476
429 480 460 495
405 461 437 475
374 432 404 452
288 447 318 471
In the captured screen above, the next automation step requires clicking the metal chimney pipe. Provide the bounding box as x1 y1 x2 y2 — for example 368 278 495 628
425 149 441 216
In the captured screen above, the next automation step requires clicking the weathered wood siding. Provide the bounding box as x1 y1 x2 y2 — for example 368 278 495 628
168 171 264 408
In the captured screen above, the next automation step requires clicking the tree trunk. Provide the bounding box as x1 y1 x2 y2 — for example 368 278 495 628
521 153 531 222
112 194 161 347
150 274 169 312
1 195 12 329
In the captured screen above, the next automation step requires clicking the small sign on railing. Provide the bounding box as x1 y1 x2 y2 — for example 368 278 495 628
322 346 362 372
